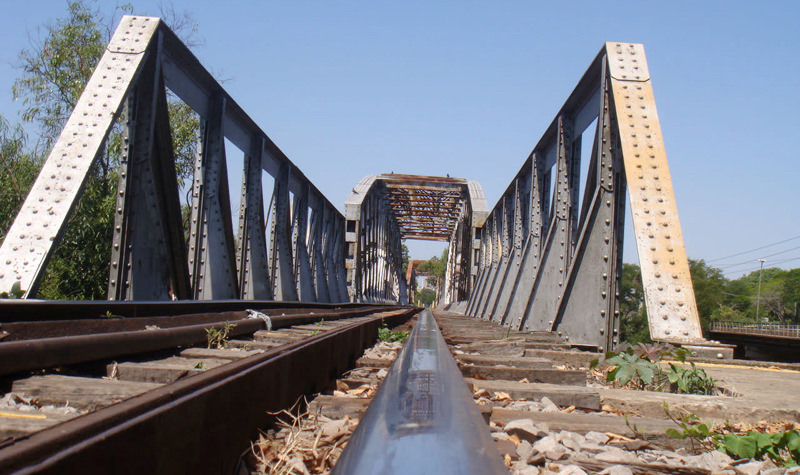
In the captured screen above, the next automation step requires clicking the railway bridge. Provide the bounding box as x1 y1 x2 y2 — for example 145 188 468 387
0 15 781 474
0 16 707 352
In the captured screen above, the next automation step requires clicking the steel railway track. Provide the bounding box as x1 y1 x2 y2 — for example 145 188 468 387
0 301 416 474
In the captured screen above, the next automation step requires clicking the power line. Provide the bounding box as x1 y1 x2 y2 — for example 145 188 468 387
716 246 800 269
708 234 800 263
722 256 800 276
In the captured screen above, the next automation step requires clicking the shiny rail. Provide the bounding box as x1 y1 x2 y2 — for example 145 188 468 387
333 309 506 474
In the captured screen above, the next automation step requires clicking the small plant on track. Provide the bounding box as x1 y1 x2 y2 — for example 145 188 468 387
206 321 236 349
378 323 409 343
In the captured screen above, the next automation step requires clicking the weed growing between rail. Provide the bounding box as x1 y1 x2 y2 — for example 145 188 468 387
206 321 235 349
377 323 409 343
310 319 324 336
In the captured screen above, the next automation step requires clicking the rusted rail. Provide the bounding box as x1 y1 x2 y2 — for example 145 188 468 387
0 304 417 474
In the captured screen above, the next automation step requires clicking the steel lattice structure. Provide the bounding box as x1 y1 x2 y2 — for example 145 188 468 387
466 43 703 350
0 17 347 302
0 15 705 350
344 174 487 304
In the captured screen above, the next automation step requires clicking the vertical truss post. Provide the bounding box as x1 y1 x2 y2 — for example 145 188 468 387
109 49 190 301
292 184 316 301
466 214 492 316
188 94 239 300
236 136 272 300
483 193 513 320
308 193 331 302
506 154 546 329
269 164 298 301
329 208 347 302
492 178 524 323
551 64 624 350
521 115 574 331
331 217 348 302
476 214 502 319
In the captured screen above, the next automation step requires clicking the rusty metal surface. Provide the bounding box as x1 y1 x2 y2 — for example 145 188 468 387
0 306 394 376
0 308 416 474
607 42 702 343
467 42 702 349
0 305 386 340
0 299 379 323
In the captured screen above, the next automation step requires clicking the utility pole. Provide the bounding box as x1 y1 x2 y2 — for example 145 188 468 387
755 259 766 323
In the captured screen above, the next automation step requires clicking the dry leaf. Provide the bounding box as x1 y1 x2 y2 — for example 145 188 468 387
605 432 635 442
474 388 490 399
347 385 371 396
508 434 521 447
491 391 512 401
519 378 529 383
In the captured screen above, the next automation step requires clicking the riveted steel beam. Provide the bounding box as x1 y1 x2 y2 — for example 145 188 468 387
345 174 485 305
468 43 702 349
108 49 190 301
0 16 347 303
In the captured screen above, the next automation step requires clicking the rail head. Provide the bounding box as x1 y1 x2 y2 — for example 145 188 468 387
333 309 506 474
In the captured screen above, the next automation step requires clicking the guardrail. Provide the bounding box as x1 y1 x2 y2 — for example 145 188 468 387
711 322 800 339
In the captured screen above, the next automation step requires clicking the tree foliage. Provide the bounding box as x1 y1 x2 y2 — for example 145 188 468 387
415 288 436 307
417 248 448 281
13 1 106 150
0 116 39 245
619 259 800 344
400 242 409 275
2 0 201 299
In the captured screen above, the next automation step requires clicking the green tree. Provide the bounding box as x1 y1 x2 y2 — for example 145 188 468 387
688 259 728 334
415 288 436 307
417 248 448 281
619 263 650 344
400 242 409 275
781 269 800 323
0 116 39 244
13 1 106 151
7 1 201 299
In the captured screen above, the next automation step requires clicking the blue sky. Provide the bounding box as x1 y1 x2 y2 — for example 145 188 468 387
1 1 798 277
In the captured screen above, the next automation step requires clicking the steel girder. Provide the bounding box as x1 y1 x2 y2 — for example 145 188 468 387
344 174 488 305
466 43 703 351
0 16 348 303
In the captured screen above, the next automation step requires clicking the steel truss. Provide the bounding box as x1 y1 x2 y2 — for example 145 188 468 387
345 174 487 305
0 16 347 302
466 43 703 350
